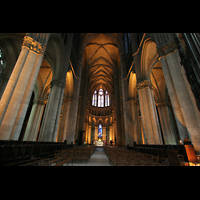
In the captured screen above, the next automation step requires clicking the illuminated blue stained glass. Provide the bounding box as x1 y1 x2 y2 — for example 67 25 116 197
98 124 102 137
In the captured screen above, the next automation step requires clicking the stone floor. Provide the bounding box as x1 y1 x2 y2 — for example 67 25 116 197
67 147 111 166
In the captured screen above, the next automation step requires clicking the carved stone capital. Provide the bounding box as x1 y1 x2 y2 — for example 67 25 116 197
156 101 168 108
33 99 46 105
155 33 178 57
50 79 66 88
136 80 152 90
22 36 46 55
157 40 177 57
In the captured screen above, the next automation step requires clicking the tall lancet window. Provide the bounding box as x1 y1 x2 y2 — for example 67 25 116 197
105 91 109 107
98 124 102 138
98 89 104 107
92 90 97 106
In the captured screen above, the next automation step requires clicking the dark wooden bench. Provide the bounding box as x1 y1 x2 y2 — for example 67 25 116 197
54 158 72 166
3 158 40 166
37 157 64 166
19 158 52 166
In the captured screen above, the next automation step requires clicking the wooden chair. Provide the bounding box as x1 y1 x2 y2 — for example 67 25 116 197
54 158 72 166
38 157 63 166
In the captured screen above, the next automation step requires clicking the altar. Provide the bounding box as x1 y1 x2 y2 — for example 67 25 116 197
96 140 103 146
95 138 104 146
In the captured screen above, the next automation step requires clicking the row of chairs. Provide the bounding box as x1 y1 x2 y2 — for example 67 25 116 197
54 146 95 164
105 147 169 166
21 146 95 166
0 141 73 166
0 140 68 146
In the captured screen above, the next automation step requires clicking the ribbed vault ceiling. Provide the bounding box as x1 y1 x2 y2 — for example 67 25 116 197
83 33 120 95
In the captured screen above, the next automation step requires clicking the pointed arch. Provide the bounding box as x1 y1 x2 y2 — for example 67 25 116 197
140 38 159 81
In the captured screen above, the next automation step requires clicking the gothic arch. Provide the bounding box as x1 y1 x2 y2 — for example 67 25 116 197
128 72 137 100
65 70 74 99
97 118 103 127
150 61 168 104
34 58 52 101
140 38 159 81
46 34 64 81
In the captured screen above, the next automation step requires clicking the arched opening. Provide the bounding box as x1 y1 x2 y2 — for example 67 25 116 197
77 33 125 146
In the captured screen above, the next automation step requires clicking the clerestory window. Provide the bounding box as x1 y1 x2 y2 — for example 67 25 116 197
92 88 110 107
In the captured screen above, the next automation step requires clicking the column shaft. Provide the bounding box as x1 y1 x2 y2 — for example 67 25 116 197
160 51 200 152
137 80 162 144
10 54 44 140
157 103 177 144
0 34 49 140
88 126 91 144
23 100 45 141
0 47 29 124
38 80 65 142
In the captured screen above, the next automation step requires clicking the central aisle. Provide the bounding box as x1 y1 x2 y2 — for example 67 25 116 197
69 147 111 166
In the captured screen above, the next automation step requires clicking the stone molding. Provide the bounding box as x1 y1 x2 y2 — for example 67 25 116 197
33 99 46 105
22 36 46 55
136 80 152 90
156 101 168 108
63 97 77 104
124 99 138 105
157 40 177 57
155 33 178 57
50 79 66 88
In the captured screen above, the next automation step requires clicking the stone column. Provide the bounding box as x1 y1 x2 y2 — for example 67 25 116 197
38 79 65 142
88 125 91 144
0 34 49 140
23 99 46 141
94 127 98 141
109 125 113 142
156 102 177 144
77 72 88 141
123 100 141 146
103 127 106 141
106 127 109 144
58 98 79 144
114 122 117 143
85 122 89 143
58 99 71 143
114 77 122 145
155 33 200 152
139 116 145 144
0 47 29 124
137 80 163 144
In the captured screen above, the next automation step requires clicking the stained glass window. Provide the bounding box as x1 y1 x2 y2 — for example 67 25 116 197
105 91 108 107
98 89 104 107
92 88 110 107
98 124 102 138
92 90 97 106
